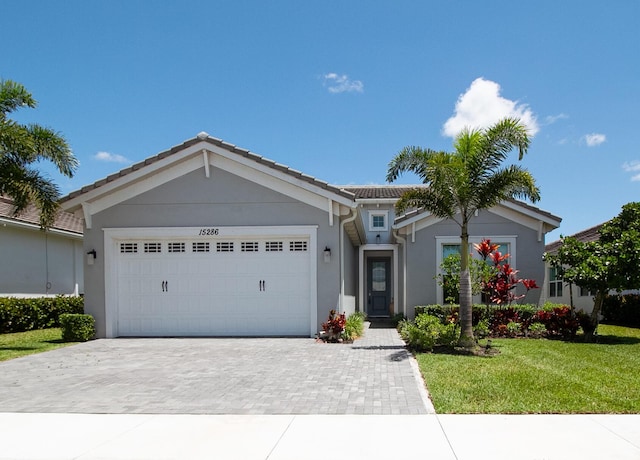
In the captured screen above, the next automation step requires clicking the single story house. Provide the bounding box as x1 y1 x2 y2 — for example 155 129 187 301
61 132 561 338
0 196 84 297
542 223 637 315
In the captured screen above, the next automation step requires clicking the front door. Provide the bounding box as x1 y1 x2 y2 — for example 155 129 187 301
367 258 390 317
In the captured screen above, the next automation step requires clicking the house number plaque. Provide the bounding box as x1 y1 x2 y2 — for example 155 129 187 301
198 228 219 236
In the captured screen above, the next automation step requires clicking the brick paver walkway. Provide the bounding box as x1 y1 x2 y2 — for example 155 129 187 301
0 326 432 415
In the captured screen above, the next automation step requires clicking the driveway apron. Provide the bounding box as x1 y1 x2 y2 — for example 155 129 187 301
0 326 432 415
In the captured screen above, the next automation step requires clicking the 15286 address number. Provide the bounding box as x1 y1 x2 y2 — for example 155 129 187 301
198 228 219 236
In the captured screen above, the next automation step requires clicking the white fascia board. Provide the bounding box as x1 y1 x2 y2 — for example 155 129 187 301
208 144 355 208
499 200 561 228
62 142 208 213
0 217 83 240
488 204 559 233
355 198 399 205
393 211 445 233
64 140 355 219
79 155 203 217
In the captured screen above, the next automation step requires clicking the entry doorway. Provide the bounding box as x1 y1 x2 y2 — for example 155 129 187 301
367 257 390 317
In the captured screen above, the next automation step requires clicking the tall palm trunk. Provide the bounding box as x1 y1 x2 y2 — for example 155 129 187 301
458 223 475 348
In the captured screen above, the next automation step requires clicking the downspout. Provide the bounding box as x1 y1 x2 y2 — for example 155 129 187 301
393 228 407 319
339 207 358 313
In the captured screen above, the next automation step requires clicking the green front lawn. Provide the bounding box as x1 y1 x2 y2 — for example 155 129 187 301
418 324 640 413
0 328 76 362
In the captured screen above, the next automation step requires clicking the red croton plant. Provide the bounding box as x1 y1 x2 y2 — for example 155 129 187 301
474 239 539 305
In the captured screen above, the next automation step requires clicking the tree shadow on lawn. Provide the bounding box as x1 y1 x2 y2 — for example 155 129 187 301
586 334 640 345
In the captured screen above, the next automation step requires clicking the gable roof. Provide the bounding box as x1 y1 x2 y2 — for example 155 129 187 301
60 133 358 224
545 223 604 254
62 133 355 205
0 196 83 235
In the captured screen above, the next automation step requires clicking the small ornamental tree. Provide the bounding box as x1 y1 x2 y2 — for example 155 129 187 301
475 239 539 305
437 238 539 306
544 202 640 341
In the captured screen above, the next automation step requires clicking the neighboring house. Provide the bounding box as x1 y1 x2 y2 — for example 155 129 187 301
60 132 561 338
0 196 84 297
543 223 625 315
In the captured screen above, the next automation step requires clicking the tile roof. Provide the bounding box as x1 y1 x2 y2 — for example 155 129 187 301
339 185 426 199
545 223 604 253
61 134 356 203
0 196 83 234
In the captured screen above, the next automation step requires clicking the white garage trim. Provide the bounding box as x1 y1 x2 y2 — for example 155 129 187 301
103 225 318 338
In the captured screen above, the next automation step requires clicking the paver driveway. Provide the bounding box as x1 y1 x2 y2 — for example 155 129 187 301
0 327 432 415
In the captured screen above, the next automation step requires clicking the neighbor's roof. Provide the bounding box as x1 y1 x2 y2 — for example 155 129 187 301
545 223 604 253
61 133 356 204
0 196 83 235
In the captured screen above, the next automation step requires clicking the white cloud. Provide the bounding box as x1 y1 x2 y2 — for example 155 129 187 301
544 113 569 125
322 73 364 94
94 151 130 163
623 161 640 181
584 133 606 147
442 77 539 138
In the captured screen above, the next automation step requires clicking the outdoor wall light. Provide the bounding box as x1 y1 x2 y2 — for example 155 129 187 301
323 247 331 263
376 234 381 244
87 249 97 266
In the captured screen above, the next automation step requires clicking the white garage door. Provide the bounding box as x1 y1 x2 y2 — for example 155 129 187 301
111 231 313 337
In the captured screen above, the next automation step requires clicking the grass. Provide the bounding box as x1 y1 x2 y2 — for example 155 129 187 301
417 324 640 414
0 328 76 362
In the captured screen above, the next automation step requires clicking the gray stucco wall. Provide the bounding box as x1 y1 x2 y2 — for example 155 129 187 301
83 166 342 337
0 224 83 296
403 209 547 319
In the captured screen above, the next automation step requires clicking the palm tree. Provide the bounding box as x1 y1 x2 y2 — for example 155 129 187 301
387 117 540 348
0 79 77 228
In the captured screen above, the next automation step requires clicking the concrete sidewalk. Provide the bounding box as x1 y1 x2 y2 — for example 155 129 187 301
1 413 639 460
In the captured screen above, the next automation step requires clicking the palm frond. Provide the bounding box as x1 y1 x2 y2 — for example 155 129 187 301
386 146 441 182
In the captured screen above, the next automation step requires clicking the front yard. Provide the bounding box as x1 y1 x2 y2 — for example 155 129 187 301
0 328 76 362
418 324 640 413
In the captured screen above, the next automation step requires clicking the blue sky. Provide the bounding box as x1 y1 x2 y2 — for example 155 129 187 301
3 1 639 242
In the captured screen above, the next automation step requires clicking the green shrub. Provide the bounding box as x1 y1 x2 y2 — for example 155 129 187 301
400 314 460 351
342 312 365 341
0 296 84 333
474 319 490 338
59 313 95 342
527 322 547 338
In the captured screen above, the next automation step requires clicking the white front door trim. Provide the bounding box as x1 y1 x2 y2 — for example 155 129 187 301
358 244 398 315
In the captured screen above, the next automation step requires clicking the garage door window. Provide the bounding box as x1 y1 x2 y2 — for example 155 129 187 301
265 241 283 252
120 243 138 253
144 242 162 253
216 242 234 252
290 241 308 251
168 242 185 253
192 242 210 253
241 241 259 252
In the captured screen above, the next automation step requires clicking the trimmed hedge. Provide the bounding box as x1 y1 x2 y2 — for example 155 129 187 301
0 296 84 334
60 313 95 342
602 294 640 327
415 304 539 326
413 303 584 339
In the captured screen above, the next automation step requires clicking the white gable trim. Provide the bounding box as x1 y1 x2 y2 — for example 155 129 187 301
393 201 559 234
62 140 355 220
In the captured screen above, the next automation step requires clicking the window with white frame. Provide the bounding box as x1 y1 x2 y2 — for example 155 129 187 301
369 211 388 231
549 267 563 297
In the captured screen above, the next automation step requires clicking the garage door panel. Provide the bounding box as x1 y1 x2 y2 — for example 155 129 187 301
116 235 312 337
